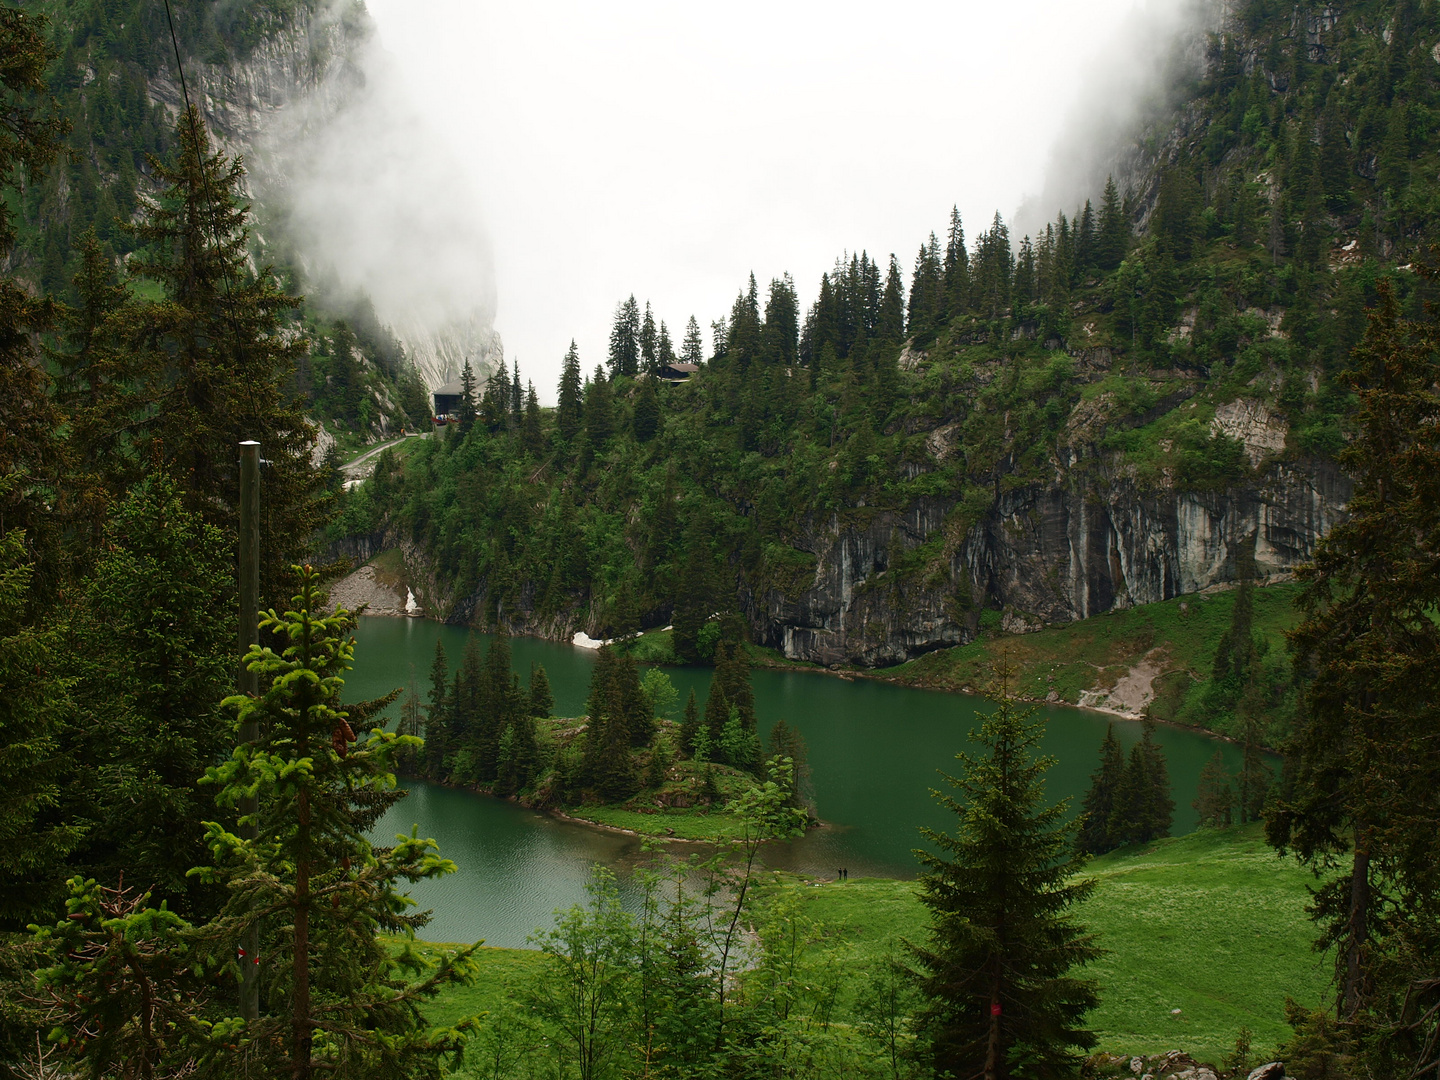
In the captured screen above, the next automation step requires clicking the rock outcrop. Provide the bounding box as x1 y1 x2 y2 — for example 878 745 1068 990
747 457 1347 667
144 2 501 391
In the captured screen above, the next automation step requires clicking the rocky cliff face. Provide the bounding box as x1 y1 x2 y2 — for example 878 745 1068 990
144 2 500 390
750 458 1347 668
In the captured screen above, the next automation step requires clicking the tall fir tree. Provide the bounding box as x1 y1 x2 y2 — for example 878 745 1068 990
529 661 554 718
1075 724 1125 856
1269 274 1440 1037
424 638 450 779
910 674 1101 1079
640 301 658 374
556 340 584 443
1095 176 1128 270
194 568 477 1079
681 315 705 366
124 108 328 610
608 295 640 377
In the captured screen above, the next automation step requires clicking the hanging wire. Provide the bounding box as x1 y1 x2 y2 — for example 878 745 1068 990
159 0 241 320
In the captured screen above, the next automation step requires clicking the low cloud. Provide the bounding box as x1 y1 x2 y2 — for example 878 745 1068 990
1013 0 1222 239
253 0 500 387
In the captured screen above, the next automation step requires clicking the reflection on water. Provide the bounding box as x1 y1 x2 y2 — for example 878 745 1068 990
353 616 1248 945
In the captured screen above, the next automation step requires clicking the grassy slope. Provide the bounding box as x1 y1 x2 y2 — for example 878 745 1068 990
880 582 1302 743
787 824 1327 1062
415 824 1328 1063
617 584 1301 744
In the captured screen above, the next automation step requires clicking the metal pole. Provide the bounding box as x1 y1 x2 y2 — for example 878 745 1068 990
238 441 261 1023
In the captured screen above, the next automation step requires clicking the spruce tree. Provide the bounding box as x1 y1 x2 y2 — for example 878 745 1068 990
1095 176 1128 270
124 109 328 610
681 316 704 366
1268 274 1440 1029
583 366 614 453
1192 750 1235 828
765 719 811 811
522 381 544 455
910 674 1101 1079
678 689 701 757
633 373 661 442
877 254 906 344
0 528 79 931
608 296 640 377
1110 721 1173 845
1076 724 1125 856
529 661 554 718
199 568 477 1079
65 473 232 913
0 6 68 592
943 207 968 317
703 678 730 748
556 341 584 443
424 638 450 779
459 359 478 433
640 301 658 374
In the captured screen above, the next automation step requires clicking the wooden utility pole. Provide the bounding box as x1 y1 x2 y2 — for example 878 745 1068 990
238 441 261 1022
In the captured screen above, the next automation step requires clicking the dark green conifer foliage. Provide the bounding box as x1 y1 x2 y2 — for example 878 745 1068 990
583 366 614 454
1075 200 1096 270
910 674 1101 1079
877 254 906 344
608 295 640 377
1109 720 1173 845
640 301 658 374
671 512 715 663
0 527 79 931
678 689 700 757
475 623 517 782
522 381 544 454
703 673 730 747
65 473 231 913
458 359 478 433
633 373 661 442
0 6 67 587
124 109 327 610
1269 274 1440 1032
765 718 811 810
1095 176 1127 270
556 341 584 443
1318 98 1351 213
580 647 639 802
1076 723 1125 856
644 736 670 789
424 638 450 778
1192 750 1235 828
716 638 756 733
681 315 704 366
197 568 476 1080
943 207 968 316
528 661 554 718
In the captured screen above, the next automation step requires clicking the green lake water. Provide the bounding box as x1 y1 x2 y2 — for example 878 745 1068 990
348 616 1245 947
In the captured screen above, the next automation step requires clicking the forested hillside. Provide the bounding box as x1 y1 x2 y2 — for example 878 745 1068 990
356 0 1439 721
18 0 433 445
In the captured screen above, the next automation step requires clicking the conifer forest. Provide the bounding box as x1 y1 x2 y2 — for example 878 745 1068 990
1 0 1440 1078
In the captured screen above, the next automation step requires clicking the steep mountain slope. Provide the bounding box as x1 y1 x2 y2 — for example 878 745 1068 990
17 0 499 441
357 0 1433 739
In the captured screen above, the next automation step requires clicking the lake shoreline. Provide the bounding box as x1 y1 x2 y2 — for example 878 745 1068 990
357 603 1247 747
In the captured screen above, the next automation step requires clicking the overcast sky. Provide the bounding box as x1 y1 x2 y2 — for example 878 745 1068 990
363 0 1189 403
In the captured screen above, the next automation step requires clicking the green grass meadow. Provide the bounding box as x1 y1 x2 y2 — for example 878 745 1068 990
415 824 1329 1063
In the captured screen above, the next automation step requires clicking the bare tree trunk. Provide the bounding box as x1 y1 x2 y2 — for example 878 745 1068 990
1343 838 1371 1019
293 788 312 1080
